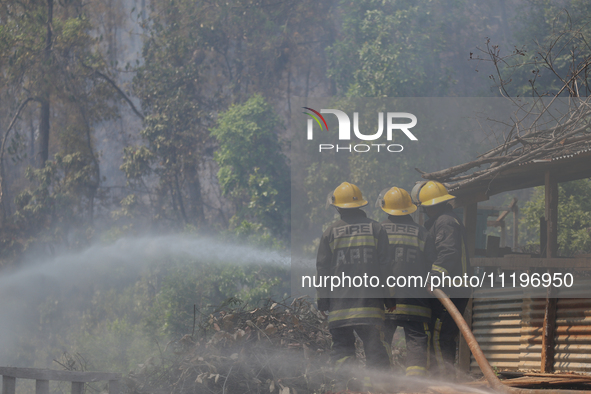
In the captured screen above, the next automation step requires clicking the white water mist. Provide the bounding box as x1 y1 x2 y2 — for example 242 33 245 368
0 235 289 368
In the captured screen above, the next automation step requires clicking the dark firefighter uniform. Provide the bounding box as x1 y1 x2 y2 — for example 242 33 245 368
316 208 392 372
424 203 471 378
382 214 436 377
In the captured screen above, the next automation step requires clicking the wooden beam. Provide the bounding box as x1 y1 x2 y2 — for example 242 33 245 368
0 367 120 382
497 197 518 222
541 286 557 373
485 199 519 250
451 192 489 208
542 171 558 373
479 205 514 212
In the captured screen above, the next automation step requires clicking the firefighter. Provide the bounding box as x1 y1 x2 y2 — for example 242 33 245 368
414 180 471 379
376 187 436 378
316 182 393 381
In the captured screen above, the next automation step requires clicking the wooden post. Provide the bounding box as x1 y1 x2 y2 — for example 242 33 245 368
541 288 557 373
545 171 558 259
2 376 16 394
541 170 558 373
0 367 119 394
459 202 478 372
513 204 519 250
71 382 84 394
540 217 547 257
36 379 49 394
500 221 506 248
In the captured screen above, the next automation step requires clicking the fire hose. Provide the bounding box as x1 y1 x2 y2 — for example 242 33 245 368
432 288 591 394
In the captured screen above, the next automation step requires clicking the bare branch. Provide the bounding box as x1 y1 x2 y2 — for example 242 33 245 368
81 63 145 120
1 98 38 165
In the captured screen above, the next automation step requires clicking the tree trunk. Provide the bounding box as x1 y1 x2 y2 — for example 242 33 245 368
0 96 4 225
0 99 36 225
29 117 35 167
185 162 205 226
169 182 181 223
38 0 53 168
174 173 188 224
38 100 50 167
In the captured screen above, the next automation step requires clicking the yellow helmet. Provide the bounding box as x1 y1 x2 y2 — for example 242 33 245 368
418 181 455 206
328 182 368 209
377 187 417 216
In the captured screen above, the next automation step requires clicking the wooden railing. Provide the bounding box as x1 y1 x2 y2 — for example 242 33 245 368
0 367 121 394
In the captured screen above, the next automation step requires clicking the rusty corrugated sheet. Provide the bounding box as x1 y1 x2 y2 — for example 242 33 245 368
520 295 544 371
470 281 591 374
554 298 591 373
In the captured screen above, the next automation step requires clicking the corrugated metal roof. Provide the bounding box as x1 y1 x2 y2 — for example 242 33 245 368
445 148 591 198
517 145 591 167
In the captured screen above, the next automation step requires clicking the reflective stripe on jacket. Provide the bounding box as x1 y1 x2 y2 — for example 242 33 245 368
382 215 435 322
316 209 392 329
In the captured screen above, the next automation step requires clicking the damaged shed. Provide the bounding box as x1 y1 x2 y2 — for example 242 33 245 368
418 98 591 375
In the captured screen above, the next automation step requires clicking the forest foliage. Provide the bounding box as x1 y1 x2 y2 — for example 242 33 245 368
3 0 585 260
1 0 591 376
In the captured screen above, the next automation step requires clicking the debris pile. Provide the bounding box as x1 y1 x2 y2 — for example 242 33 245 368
127 298 344 394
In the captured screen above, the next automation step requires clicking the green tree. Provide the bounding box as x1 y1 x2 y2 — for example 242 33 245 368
12 153 98 251
211 94 290 244
0 0 130 258
326 0 460 97
145 260 289 339
522 179 591 256
475 2 591 255
126 0 215 226
125 0 329 230
303 0 485 227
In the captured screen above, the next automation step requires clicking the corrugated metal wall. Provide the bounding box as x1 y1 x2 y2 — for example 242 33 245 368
554 298 591 373
471 287 524 372
520 295 544 371
470 283 591 374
